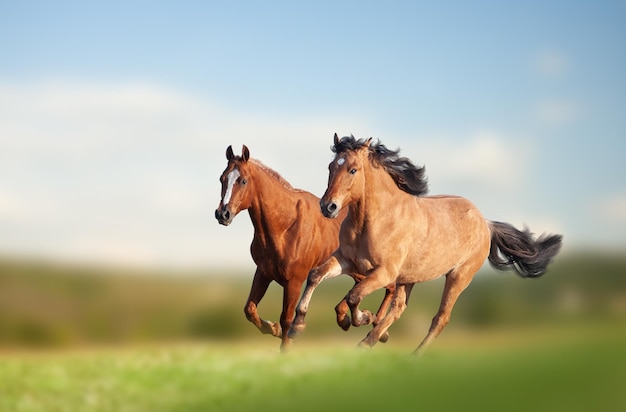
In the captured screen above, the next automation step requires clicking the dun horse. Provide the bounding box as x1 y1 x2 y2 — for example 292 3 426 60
289 134 562 354
215 145 394 351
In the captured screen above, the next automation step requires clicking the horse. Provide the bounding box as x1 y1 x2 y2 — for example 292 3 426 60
215 145 395 351
288 134 563 354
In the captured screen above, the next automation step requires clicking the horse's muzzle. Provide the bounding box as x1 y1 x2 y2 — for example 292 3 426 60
320 199 340 219
215 206 233 226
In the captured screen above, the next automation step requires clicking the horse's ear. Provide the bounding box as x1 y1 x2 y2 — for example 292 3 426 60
333 133 339 146
242 145 250 162
364 137 373 148
226 145 234 160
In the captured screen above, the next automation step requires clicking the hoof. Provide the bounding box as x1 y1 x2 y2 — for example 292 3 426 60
271 323 282 338
287 322 306 339
337 316 352 331
261 321 282 337
280 341 292 354
352 310 375 327
357 340 373 349
379 331 390 343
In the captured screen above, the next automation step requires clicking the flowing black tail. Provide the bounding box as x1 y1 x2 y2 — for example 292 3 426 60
488 221 563 278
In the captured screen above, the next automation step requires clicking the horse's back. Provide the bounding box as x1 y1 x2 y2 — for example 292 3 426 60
421 195 490 247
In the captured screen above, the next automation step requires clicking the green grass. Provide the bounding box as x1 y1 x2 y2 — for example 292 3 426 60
1 253 624 411
1 323 624 412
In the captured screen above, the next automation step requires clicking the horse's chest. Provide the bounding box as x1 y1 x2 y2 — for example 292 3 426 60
250 236 304 281
252 241 283 267
342 241 376 273
355 257 375 273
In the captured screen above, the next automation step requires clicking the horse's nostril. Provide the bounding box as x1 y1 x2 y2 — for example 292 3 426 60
216 207 232 223
327 202 337 213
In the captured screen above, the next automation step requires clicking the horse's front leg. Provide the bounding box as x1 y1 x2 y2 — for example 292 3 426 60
335 297 352 331
335 282 393 343
334 276 394 331
346 265 396 328
244 269 281 337
334 273 363 331
288 254 344 339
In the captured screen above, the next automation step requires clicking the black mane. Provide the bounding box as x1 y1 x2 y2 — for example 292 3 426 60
332 135 428 196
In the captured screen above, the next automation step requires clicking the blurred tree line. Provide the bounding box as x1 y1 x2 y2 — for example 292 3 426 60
0 251 624 348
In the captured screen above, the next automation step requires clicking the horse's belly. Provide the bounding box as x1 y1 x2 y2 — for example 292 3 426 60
398 243 487 283
397 268 452 283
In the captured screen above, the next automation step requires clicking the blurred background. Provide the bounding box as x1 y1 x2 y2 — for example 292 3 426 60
0 1 624 349
0 253 624 347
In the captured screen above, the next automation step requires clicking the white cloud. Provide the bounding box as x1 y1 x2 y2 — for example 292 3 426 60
0 79 588 269
0 79 370 269
401 131 532 190
528 50 582 128
533 50 569 78
534 99 582 126
0 80 217 158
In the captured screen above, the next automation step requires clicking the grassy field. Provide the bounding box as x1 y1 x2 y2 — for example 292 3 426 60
1 251 625 347
1 321 624 412
1 253 624 411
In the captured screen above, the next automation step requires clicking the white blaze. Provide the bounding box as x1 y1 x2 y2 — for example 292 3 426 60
223 168 240 205
337 157 345 165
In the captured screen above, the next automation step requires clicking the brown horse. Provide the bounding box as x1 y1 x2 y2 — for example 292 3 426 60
289 134 562 354
215 145 394 351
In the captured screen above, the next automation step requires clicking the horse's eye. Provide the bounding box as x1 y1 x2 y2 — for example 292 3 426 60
241 179 248 185
349 168 357 175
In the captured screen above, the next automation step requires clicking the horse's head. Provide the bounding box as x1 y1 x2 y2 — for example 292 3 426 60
215 145 253 226
320 133 372 218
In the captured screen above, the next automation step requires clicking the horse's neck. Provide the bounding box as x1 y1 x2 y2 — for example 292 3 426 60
349 167 399 230
247 169 297 237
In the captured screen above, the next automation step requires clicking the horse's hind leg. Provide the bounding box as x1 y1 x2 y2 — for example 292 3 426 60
288 255 345 339
359 283 413 348
244 269 281 338
374 283 396 343
413 265 478 356
375 284 396 324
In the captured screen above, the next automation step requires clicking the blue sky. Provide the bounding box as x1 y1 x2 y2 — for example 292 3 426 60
0 1 625 270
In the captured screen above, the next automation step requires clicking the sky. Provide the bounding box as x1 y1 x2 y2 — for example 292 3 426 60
0 1 625 271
